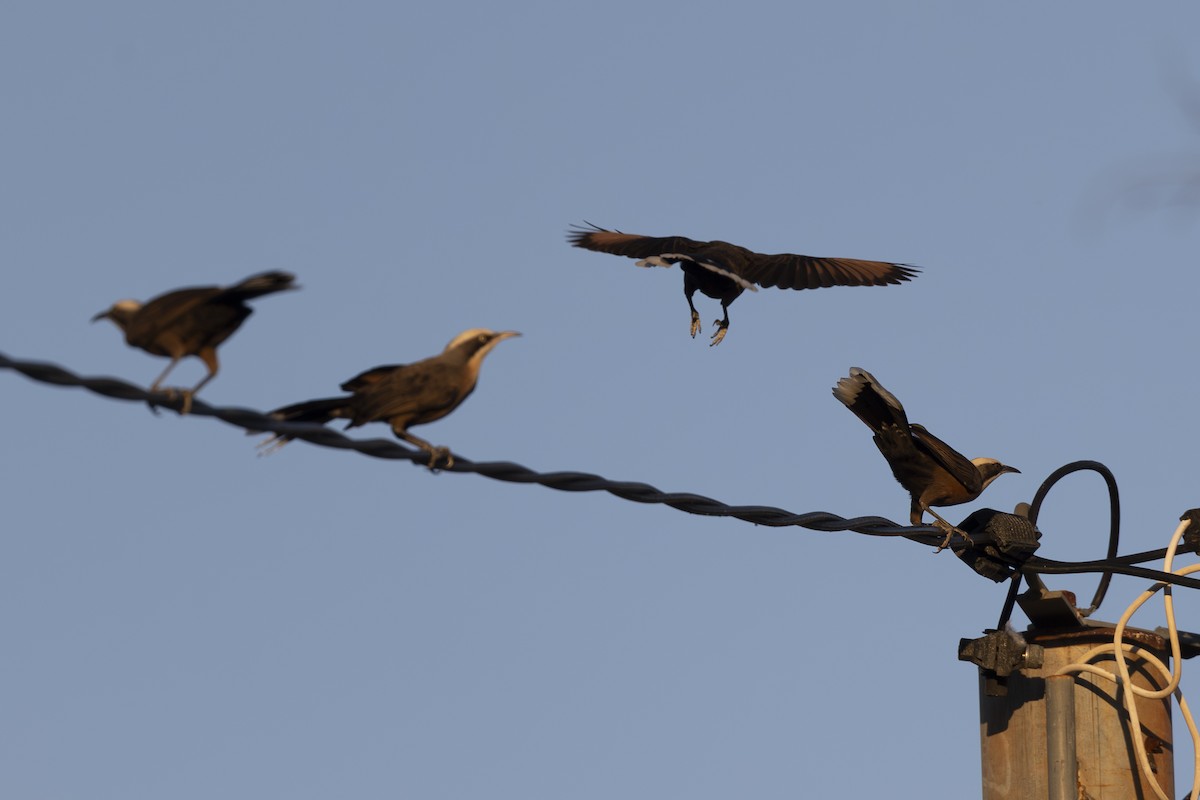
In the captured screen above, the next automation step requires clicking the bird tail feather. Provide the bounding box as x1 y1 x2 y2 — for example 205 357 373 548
267 396 349 426
251 395 350 453
832 367 909 432
226 271 298 300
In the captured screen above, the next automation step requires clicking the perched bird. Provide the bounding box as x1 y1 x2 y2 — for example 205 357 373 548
259 328 520 469
568 223 919 346
93 270 297 411
832 367 1019 547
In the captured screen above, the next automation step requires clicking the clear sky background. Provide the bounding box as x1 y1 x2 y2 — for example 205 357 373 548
4 3 1200 798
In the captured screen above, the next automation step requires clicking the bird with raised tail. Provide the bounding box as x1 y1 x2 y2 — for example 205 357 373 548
833 367 1019 548
92 270 298 413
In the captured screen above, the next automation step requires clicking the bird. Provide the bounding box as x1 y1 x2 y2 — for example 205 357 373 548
258 328 520 470
832 367 1019 548
568 223 919 346
93 270 297 412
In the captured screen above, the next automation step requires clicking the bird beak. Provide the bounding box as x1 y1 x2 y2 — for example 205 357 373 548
1002 465 1021 475
90 309 111 323
496 331 521 341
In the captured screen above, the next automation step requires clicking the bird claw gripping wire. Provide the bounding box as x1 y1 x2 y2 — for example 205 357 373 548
146 387 194 416
924 507 974 552
425 446 454 472
933 524 969 552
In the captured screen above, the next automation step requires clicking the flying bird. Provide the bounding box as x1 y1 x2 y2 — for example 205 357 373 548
832 367 1019 548
93 270 297 412
258 328 520 469
568 223 919 346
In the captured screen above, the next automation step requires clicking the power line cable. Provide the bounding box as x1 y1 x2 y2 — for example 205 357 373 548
6 349 1200 594
0 350 927 538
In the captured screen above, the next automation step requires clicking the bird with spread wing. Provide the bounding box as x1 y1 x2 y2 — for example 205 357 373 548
569 224 918 345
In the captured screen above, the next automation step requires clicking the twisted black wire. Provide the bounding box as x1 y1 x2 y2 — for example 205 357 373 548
7 349 1200 593
0 351 929 539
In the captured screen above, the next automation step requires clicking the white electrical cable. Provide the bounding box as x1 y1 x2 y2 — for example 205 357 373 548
1054 519 1198 800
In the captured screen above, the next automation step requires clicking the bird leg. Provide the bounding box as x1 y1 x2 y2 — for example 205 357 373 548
173 349 221 415
154 350 218 416
396 429 454 471
144 357 183 416
148 357 182 393
171 372 217 416
144 353 216 416
686 293 702 338
921 506 973 552
709 305 731 347
149 373 207 416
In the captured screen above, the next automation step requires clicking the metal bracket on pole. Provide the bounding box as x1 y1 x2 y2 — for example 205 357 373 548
958 627 1045 697
1017 581 1086 631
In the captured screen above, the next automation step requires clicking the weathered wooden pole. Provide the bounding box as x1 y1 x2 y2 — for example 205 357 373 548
974 626 1173 800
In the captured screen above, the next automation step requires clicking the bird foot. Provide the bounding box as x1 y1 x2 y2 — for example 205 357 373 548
709 321 728 347
425 446 454 472
147 387 193 416
931 519 972 553
690 311 702 338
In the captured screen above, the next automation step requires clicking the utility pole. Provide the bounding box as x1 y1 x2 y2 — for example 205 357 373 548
963 590 1174 800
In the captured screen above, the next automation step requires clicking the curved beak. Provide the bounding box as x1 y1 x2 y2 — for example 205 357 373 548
90 309 111 323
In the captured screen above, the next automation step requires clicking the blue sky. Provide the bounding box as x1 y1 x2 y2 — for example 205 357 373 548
5 3 1200 797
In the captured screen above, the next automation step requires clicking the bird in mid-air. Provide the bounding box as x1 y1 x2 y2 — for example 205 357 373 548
832 367 1019 548
92 270 297 412
568 223 919 346
258 328 520 470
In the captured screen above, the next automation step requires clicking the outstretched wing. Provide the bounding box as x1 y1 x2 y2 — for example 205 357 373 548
571 224 918 292
567 224 708 263
740 252 919 291
568 224 758 291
